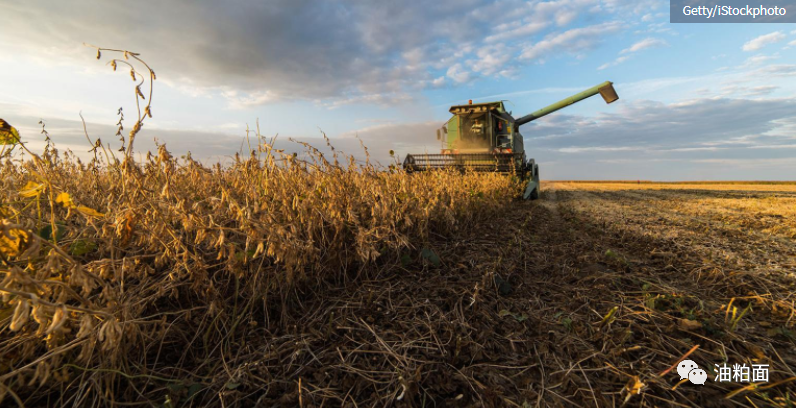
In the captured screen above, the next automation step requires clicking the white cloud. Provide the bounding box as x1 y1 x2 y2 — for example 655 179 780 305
468 44 515 77
788 40 796 47
223 90 280 109
0 0 667 109
484 0 604 43
323 92 414 109
742 31 786 51
620 38 668 54
485 22 548 43
446 64 473 84
218 123 242 130
756 64 796 76
739 54 779 68
558 146 641 153
597 37 666 70
717 85 779 98
520 22 622 61
598 56 629 70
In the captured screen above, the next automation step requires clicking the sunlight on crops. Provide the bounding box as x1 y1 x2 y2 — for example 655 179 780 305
0 48 525 406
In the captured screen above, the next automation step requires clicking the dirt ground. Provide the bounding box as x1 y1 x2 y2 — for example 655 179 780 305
241 181 796 407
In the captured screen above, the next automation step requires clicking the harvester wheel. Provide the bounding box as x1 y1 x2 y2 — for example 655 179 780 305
530 164 540 200
522 162 541 200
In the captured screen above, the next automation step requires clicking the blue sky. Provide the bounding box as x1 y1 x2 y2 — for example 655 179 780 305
1 0 795 179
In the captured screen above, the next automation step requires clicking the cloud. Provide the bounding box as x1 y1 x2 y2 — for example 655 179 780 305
485 22 548 43
531 97 796 179
756 64 796 76
0 0 645 108
742 31 787 51
620 38 668 54
0 1 500 106
717 85 779 98
223 90 281 109
598 56 629 70
598 37 666 70
524 97 796 152
520 22 622 62
446 64 474 84
430 76 447 88
739 54 779 68
467 44 516 77
323 92 414 109
484 0 601 42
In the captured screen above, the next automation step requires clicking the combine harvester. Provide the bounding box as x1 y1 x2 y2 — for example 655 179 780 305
403 81 619 199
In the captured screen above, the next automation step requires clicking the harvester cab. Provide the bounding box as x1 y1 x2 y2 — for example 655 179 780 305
403 81 619 200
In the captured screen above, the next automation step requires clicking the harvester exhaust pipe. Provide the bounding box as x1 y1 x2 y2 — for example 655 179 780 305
515 81 618 127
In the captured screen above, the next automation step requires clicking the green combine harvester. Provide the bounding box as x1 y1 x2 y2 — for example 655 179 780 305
403 81 619 199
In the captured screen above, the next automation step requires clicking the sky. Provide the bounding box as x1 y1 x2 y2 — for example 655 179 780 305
1 0 795 180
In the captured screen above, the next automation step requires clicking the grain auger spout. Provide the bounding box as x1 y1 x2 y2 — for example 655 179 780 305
402 81 619 200
515 81 618 126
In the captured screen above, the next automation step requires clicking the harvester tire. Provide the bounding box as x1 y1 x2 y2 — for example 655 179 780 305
530 164 540 200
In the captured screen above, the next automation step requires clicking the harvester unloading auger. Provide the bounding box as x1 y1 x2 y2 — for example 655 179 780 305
403 81 619 199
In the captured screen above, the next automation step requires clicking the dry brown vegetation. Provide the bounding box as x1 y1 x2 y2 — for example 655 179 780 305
0 122 523 407
2 49 796 407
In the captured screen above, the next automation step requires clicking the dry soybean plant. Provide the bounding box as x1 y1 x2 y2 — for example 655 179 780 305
0 49 521 406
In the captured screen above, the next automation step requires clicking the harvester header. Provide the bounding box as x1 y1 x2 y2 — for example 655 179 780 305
403 81 619 200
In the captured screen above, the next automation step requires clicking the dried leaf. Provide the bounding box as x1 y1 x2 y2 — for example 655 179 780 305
10 299 30 331
19 181 46 198
76 205 105 218
0 228 28 257
55 192 75 208
0 119 21 145
625 375 645 396
677 318 702 331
